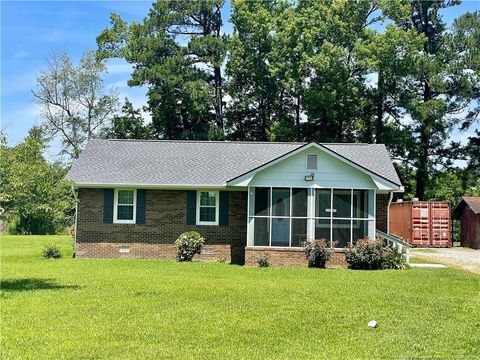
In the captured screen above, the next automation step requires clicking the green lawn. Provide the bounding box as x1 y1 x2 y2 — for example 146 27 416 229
1 236 479 359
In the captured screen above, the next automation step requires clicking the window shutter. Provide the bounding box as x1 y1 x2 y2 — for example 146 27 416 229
186 190 197 225
103 189 114 224
136 189 146 224
219 191 229 226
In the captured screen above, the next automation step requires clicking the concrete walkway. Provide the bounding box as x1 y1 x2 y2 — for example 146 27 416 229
411 263 448 268
411 247 480 274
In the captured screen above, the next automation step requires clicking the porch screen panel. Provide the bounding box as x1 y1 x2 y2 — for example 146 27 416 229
272 188 290 217
315 189 331 217
353 190 369 218
333 190 351 218
272 218 290 246
291 219 307 247
254 218 270 246
254 187 270 216
292 188 308 217
352 220 369 244
315 219 331 245
332 220 350 247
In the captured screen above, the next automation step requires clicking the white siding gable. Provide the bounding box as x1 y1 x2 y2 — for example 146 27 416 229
249 147 377 189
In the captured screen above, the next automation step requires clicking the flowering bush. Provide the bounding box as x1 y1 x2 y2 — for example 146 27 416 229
345 238 407 270
304 239 333 268
174 231 204 262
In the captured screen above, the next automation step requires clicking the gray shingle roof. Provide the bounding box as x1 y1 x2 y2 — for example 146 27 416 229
67 140 401 187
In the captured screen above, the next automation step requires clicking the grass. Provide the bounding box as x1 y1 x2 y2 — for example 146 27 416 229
1 235 479 360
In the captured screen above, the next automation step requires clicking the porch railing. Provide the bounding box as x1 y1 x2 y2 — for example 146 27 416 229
376 230 411 263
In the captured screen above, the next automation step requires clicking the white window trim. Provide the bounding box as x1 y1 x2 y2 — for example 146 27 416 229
306 153 318 171
196 190 219 226
113 189 137 224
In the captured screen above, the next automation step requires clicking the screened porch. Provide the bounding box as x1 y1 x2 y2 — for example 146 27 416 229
247 187 376 248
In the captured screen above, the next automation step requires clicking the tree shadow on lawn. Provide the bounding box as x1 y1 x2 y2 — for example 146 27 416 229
0 278 80 294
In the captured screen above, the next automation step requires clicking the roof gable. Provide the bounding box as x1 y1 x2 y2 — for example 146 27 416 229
243 144 378 189
453 197 480 217
227 142 402 189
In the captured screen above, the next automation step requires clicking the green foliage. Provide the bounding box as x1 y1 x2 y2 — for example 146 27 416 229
0 128 75 235
97 0 226 140
174 231 204 262
383 245 409 270
42 244 62 259
303 239 333 268
346 238 385 270
345 238 407 270
93 0 479 199
101 98 153 139
255 252 270 267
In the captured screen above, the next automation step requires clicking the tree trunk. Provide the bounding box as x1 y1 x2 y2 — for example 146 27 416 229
415 79 432 200
214 65 223 130
295 94 301 141
375 70 385 144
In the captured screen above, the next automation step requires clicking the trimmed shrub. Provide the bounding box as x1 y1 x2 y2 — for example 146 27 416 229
383 245 408 270
256 253 270 267
174 231 204 262
346 238 407 270
304 239 333 268
42 244 62 259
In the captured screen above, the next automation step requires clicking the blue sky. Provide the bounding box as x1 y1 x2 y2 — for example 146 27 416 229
1 0 478 160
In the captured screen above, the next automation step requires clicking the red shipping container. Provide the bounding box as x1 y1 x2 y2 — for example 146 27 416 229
389 201 451 247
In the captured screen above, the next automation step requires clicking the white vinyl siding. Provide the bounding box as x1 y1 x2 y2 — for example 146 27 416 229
250 147 376 188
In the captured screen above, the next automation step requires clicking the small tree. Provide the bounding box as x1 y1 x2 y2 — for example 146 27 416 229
32 50 118 160
174 231 204 262
0 128 75 234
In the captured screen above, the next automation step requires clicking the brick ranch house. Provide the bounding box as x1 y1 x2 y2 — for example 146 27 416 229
67 140 404 266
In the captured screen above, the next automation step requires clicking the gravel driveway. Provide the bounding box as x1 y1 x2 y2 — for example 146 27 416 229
411 247 480 274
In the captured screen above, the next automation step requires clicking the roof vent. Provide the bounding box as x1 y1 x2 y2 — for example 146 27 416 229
412 197 419 202
397 199 403 203
306 154 317 170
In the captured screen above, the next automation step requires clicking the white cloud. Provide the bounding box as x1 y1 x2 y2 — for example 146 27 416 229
13 51 29 59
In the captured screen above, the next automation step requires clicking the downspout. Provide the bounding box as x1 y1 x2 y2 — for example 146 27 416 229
387 191 393 234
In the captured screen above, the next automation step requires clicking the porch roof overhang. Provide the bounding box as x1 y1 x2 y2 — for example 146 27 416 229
227 142 403 191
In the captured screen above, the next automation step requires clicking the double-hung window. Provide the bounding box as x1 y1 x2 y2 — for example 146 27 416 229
114 189 136 224
197 191 219 225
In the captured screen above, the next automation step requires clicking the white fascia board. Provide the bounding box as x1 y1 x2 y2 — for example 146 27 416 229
72 182 246 191
228 142 402 191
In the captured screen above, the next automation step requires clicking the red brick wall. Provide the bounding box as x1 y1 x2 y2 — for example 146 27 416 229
245 247 347 268
76 188 389 267
76 189 247 263
376 193 390 233
76 243 232 261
